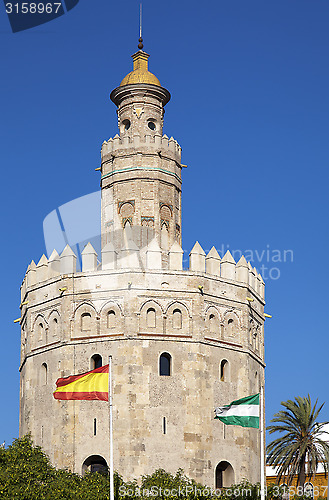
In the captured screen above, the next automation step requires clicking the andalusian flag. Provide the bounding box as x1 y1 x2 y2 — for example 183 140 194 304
214 394 260 428
53 365 109 401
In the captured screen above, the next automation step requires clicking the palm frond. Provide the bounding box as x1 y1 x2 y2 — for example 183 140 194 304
266 395 328 486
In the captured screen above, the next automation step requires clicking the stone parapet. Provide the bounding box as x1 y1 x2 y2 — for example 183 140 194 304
101 133 182 165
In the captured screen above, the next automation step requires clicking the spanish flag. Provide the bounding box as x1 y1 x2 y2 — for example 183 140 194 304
53 365 109 401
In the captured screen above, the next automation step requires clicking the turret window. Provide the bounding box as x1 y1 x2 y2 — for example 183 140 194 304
148 120 156 131
122 119 131 131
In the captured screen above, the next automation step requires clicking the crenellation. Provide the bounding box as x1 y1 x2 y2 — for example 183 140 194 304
189 241 206 272
81 242 98 272
254 268 261 296
133 134 141 147
220 250 236 280
154 133 162 147
146 239 162 270
205 247 221 276
60 245 77 274
169 241 184 270
26 260 37 287
48 250 60 278
21 275 27 302
235 256 249 284
168 136 176 153
101 133 182 164
162 134 169 148
23 240 265 301
258 273 265 299
36 254 48 283
119 239 140 269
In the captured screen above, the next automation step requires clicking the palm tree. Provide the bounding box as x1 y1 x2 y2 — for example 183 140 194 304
267 395 329 486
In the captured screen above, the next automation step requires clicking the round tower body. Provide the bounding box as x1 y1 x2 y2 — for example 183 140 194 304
19 48 266 487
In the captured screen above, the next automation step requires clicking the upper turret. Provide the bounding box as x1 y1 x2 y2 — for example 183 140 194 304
101 41 181 255
109 40 171 140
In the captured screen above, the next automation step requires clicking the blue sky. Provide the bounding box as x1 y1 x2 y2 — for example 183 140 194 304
1 0 328 449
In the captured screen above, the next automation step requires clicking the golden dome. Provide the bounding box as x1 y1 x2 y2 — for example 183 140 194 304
120 51 161 87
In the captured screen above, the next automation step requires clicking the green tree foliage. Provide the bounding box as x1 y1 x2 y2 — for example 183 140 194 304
0 435 111 499
267 395 329 486
2 435 323 500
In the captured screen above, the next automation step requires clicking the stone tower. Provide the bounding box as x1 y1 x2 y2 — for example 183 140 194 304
19 43 266 487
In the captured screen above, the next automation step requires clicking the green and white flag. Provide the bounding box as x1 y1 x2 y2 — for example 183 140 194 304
214 393 260 428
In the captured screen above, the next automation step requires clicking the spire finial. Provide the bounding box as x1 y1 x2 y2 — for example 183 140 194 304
138 3 144 50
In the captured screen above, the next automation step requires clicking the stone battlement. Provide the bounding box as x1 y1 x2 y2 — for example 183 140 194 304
21 240 265 301
101 133 182 164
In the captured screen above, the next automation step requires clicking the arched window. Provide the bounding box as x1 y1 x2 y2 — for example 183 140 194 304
173 309 182 329
159 353 171 376
220 360 228 382
209 314 217 334
147 308 156 328
215 461 234 488
38 323 44 338
107 310 116 329
91 354 102 370
81 312 91 331
227 318 234 336
53 317 58 337
41 363 48 385
82 455 108 475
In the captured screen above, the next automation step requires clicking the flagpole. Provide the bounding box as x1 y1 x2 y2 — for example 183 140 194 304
260 385 265 500
109 356 114 500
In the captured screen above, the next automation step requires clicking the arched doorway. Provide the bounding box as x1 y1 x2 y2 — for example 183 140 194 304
82 455 108 475
215 461 234 488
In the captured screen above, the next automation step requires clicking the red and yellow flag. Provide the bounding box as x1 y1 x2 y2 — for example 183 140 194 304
53 365 109 401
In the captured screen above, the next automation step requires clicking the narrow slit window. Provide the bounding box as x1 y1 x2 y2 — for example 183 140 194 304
220 360 228 382
163 417 166 435
41 363 48 385
94 418 97 436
